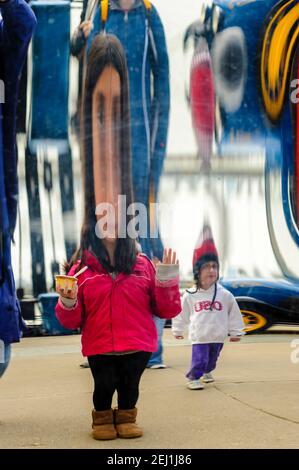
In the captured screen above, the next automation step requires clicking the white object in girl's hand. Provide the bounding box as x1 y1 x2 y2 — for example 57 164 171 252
74 266 88 278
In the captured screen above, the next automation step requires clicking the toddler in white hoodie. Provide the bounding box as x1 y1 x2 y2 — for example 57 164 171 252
172 224 244 390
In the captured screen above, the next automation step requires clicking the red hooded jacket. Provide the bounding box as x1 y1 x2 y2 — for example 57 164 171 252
55 251 181 356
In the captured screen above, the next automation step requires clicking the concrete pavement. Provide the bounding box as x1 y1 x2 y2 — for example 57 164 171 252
1 330 299 449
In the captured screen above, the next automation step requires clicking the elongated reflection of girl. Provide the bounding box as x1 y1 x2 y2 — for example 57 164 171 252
80 33 135 266
55 34 181 441
72 0 170 260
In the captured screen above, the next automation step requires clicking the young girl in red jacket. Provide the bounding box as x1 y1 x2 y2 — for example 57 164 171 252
55 34 181 441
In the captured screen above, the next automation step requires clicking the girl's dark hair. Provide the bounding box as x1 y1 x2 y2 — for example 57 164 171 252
186 270 202 295
66 33 137 274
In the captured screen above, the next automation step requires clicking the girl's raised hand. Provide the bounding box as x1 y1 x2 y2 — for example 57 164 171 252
162 248 179 265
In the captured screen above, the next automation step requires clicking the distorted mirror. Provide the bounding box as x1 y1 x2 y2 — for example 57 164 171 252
1 0 299 449
8 0 299 335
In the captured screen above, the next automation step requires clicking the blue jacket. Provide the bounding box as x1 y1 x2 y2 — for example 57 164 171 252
0 0 36 344
87 1 170 203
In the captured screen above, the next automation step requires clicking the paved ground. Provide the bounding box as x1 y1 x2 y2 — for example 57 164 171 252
1 329 299 449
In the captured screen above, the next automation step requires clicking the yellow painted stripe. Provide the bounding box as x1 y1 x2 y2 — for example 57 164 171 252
261 1 299 120
241 309 267 331
267 6 299 88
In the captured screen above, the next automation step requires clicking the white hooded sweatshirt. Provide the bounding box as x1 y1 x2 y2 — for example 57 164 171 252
172 283 244 344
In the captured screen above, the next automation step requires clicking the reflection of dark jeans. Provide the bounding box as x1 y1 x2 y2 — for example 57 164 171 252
88 351 151 411
147 316 166 366
0 343 11 378
186 343 223 380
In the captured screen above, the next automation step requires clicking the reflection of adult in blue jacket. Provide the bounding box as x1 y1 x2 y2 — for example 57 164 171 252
73 0 170 259
0 0 36 377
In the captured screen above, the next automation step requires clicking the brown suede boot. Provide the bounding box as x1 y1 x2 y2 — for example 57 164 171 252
92 409 117 440
114 407 143 438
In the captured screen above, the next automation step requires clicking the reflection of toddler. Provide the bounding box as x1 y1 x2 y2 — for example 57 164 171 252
172 227 244 390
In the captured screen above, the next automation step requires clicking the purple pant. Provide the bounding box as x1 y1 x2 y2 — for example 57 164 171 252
186 343 223 380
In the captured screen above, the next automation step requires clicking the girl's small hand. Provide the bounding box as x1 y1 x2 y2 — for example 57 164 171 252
229 337 241 342
162 248 179 265
56 282 78 300
175 335 184 340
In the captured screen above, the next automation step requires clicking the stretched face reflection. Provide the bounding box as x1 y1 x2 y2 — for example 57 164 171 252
92 66 121 238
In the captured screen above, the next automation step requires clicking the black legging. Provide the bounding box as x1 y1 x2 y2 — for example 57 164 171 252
88 351 151 411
